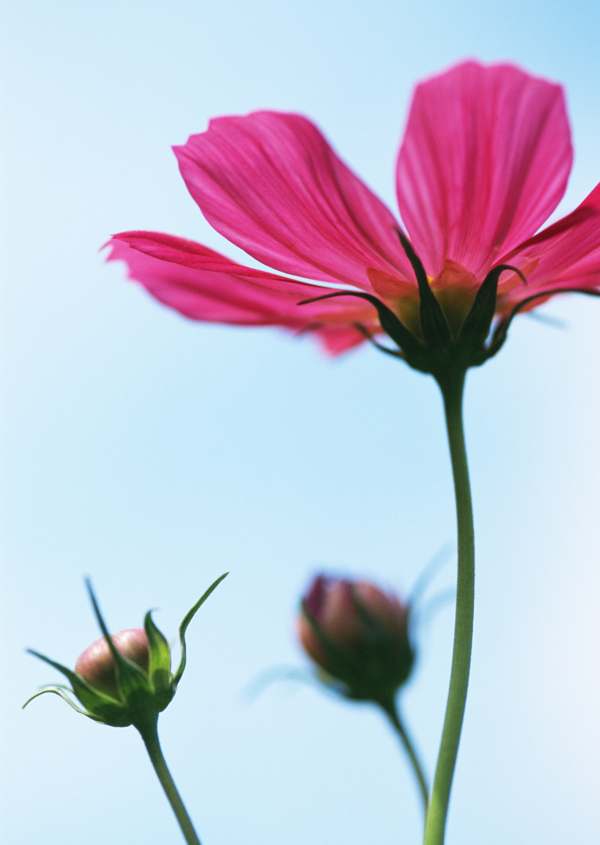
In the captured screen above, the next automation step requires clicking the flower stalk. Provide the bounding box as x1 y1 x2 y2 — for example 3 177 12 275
423 369 474 845
136 713 202 845
379 696 429 814
25 575 228 845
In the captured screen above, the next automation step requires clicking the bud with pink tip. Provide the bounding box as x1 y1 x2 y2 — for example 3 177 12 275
298 575 414 704
25 573 227 728
75 628 150 700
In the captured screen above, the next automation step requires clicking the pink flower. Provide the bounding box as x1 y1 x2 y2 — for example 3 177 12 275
106 61 600 365
298 575 413 702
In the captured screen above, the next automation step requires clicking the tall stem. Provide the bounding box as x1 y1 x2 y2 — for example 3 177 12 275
423 369 474 845
380 698 429 813
136 716 202 845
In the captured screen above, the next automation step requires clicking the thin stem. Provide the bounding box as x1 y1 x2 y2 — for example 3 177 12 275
136 716 202 845
423 369 474 845
380 698 429 813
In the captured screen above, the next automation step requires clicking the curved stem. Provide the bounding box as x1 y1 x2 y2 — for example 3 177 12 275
136 716 202 845
380 698 429 813
423 369 474 845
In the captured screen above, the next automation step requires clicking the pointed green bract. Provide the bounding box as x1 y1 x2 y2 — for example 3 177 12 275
459 264 526 358
85 580 153 705
396 229 451 349
24 648 144 726
488 286 600 360
299 291 428 366
173 572 228 688
26 649 117 710
24 686 103 719
145 611 173 694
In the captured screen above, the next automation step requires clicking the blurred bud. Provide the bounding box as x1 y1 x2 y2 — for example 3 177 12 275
75 628 150 699
25 573 227 729
298 575 414 704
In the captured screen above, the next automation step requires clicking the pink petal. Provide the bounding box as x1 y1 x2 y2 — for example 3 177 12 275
498 182 600 308
174 112 413 289
105 232 378 354
396 61 572 279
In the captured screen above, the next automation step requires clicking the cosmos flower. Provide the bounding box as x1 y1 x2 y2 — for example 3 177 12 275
106 61 600 368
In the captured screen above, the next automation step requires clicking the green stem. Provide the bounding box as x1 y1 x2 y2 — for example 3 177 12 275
380 698 429 813
136 716 202 845
423 369 474 845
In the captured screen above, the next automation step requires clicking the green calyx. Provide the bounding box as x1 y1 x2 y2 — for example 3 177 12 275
300 234 526 382
375 248 526 378
24 573 228 729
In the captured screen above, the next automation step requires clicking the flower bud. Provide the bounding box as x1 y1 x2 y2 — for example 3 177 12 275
25 573 227 729
75 629 150 700
298 575 414 704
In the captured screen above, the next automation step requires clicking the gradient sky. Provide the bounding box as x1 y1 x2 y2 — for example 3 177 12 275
2 1 600 843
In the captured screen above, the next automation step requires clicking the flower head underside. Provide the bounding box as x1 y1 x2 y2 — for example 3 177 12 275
106 61 600 369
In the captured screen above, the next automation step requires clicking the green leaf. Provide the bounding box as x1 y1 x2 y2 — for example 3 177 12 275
172 573 228 687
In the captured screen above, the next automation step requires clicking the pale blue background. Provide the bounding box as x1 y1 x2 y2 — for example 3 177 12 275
2 1 600 843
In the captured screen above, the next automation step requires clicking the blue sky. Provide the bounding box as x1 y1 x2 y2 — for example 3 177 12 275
2 1 600 843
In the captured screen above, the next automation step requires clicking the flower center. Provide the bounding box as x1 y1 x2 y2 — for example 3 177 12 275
368 259 480 340
428 259 479 337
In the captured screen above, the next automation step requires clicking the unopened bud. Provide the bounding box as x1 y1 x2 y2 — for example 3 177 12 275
25 573 227 728
75 629 150 700
298 575 414 704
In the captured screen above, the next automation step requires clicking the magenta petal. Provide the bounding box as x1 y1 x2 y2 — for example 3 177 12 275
105 232 377 354
174 112 412 289
397 61 572 279
499 182 600 304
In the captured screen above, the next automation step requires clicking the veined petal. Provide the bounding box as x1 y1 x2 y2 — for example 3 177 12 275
396 61 572 279
498 183 600 308
174 112 412 289
105 232 378 354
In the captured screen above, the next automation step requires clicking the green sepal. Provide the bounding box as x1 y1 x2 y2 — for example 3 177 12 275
23 685 102 720
172 572 228 688
349 589 414 692
144 611 172 694
25 649 139 726
26 649 121 711
86 580 153 704
487 286 600 360
302 601 363 674
459 264 526 354
396 229 451 348
298 291 428 366
300 601 361 697
352 323 404 358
